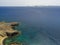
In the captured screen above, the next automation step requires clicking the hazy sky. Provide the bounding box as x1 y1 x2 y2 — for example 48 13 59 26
0 0 60 6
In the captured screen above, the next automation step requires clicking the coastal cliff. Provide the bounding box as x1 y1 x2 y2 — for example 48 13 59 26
0 22 20 45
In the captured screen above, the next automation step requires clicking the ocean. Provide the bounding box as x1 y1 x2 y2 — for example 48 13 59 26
0 6 60 45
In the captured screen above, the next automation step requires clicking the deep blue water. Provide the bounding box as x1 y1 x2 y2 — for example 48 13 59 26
0 7 60 45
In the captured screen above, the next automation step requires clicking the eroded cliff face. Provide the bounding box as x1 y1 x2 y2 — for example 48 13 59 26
0 22 20 45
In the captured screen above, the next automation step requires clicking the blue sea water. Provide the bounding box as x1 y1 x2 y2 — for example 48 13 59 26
0 6 60 45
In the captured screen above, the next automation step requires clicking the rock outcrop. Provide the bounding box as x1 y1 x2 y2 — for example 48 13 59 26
0 22 20 45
